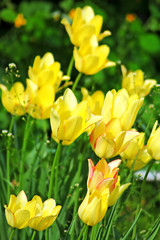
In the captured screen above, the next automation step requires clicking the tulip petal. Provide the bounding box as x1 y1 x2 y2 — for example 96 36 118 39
94 135 116 159
14 209 30 229
50 108 60 139
5 207 15 228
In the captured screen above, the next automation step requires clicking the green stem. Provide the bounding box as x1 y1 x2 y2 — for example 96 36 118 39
7 116 15 201
48 142 61 198
19 115 33 190
77 224 88 240
67 55 74 77
72 72 82 92
9 229 15 240
31 230 36 240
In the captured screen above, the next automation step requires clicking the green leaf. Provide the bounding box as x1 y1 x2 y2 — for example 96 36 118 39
0 8 16 22
139 33 160 54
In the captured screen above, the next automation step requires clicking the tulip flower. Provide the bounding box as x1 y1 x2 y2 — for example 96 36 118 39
14 13 27 28
74 35 115 75
28 195 61 231
61 6 111 46
90 89 143 159
78 158 130 226
81 87 104 115
50 88 102 145
121 65 156 98
120 132 152 171
4 191 31 229
147 121 160 160
0 82 28 116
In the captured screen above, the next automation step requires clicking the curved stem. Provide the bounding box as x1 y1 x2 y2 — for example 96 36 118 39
31 230 36 240
7 116 15 201
67 55 74 77
9 229 15 240
72 72 82 92
77 224 88 240
48 142 61 198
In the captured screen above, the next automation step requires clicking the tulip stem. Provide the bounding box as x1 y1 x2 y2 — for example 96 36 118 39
77 224 88 240
30 230 36 240
7 116 15 202
9 229 14 240
48 141 61 198
67 55 74 77
72 72 82 92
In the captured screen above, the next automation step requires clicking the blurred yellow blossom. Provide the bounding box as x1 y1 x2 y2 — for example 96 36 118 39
78 158 130 226
121 65 157 98
147 121 160 160
90 89 143 158
126 13 136 22
28 195 61 231
50 88 102 145
74 35 115 75
120 132 152 171
61 6 111 46
14 13 26 28
0 82 28 116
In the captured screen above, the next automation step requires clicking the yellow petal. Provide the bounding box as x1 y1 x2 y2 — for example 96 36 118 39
50 108 60 139
101 91 113 124
14 209 30 229
94 135 116 158
5 207 15 227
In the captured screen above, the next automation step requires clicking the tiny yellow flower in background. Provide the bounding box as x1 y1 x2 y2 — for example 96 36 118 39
28 195 61 231
78 158 130 226
50 88 102 145
121 65 157 98
90 89 144 159
0 82 28 116
14 13 26 28
120 132 152 171
61 6 111 47
74 35 115 75
4 190 31 229
125 13 136 22
147 121 160 160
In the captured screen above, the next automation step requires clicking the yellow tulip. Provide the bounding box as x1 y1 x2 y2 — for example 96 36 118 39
74 35 115 75
121 65 157 98
4 191 31 229
81 87 104 115
0 82 28 116
90 89 143 158
28 52 69 90
147 121 160 160
120 132 152 171
61 6 111 46
50 88 102 145
78 158 130 226
28 196 61 231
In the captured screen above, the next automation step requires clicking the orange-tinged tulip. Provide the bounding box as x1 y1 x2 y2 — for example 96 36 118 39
50 88 102 145
28 196 61 231
78 158 130 226
121 65 156 98
147 121 160 160
61 6 111 46
74 35 115 75
0 82 28 116
120 132 152 171
4 191 31 229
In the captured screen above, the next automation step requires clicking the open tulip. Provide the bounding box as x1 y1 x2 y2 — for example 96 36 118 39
4 191 31 229
120 132 152 171
0 82 28 116
78 158 130 226
61 6 111 46
74 35 115 75
50 88 102 145
147 121 160 160
121 65 156 98
28 195 61 231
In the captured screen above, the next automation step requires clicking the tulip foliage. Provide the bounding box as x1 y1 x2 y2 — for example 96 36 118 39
0 4 160 240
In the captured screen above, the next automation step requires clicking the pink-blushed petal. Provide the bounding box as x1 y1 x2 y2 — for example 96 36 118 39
95 158 109 176
87 159 95 186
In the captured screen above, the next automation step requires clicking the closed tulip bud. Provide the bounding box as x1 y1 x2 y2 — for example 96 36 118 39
121 65 156 98
120 132 152 171
74 35 115 75
50 88 102 145
147 121 160 160
61 6 111 47
0 82 28 116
